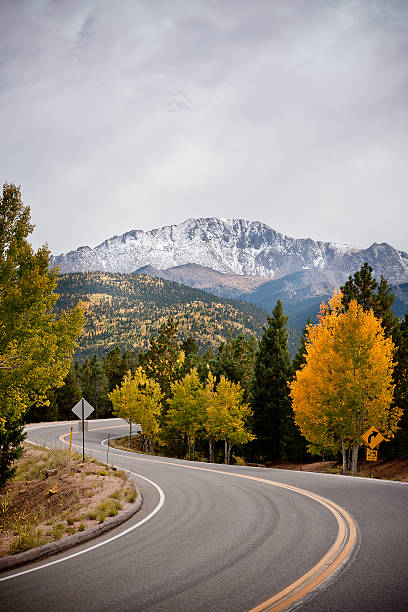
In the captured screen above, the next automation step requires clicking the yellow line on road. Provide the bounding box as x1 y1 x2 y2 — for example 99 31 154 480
59 430 358 611
69 424 128 434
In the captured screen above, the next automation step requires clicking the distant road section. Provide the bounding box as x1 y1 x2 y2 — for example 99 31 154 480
1 420 407 611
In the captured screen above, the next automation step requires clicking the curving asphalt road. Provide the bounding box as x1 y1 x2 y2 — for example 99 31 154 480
1 419 407 611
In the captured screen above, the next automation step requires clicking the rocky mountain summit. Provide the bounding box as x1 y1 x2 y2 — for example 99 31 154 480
51 217 408 284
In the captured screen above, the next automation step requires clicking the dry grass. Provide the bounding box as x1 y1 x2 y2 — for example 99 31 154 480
0 443 137 557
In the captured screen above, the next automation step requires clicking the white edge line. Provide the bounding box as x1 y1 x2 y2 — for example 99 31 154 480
0 469 165 582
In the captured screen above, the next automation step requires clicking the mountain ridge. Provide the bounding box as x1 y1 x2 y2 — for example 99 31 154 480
55 271 300 359
51 217 408 285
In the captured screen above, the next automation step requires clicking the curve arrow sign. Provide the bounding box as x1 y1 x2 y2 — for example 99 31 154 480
362 426 385 449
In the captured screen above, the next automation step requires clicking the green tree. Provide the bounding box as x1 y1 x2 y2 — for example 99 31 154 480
121 349 139 377
79 358 92 402
167 368 206 459
88 355 110 418
388 313 408 458
140 318 184 402
52 363 82 420
204 374 254 464
210 334 257 402
291 316 311 375
181 336 199 358
251 300 293 462
0 183 84 487
341 263 398 338
181 336 204 376
76 356 110 418
109 367 162 452
103 346 125 392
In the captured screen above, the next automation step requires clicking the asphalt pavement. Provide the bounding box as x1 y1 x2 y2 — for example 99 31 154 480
1 419 407 611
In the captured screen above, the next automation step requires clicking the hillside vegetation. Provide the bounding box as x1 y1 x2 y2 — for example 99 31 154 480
56 272 298 359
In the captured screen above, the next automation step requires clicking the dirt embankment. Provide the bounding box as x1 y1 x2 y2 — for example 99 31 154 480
0 443 137 557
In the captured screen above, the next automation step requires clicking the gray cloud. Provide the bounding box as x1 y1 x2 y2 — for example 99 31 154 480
1 0 407 255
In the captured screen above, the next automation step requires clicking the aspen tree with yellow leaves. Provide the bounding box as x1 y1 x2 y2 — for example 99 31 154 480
109 367 162 453
204 373 254 464
167 368 206 460
290 291 401 476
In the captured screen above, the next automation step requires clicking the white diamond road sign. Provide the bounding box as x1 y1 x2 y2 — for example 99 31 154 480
72 398 94 420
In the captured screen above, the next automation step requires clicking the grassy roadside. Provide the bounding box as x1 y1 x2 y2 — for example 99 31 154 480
0 443 137 557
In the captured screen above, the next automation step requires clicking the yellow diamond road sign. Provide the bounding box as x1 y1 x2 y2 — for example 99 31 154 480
362 426 385 449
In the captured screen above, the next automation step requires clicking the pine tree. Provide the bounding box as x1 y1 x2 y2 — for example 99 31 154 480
121 350 139 377
181 336 204 376
251 300 293 462
210 334 258 403
88 355 110 418
387 314 408 458
0 421 26 489
53 364 82 420
291 316 311 375
79 358 92 401
341 263 398 338
341 262 378 310
181 336 198 357
103 346 125 392
140 318 184 402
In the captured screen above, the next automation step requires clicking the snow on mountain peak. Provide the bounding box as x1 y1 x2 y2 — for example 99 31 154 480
50 217 408 284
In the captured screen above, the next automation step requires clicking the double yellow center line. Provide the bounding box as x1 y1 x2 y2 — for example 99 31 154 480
61 426 358 611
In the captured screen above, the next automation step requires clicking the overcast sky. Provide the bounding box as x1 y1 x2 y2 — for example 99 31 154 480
1 0 407 255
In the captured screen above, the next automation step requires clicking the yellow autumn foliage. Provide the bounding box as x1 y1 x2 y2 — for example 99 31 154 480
290 291 401 454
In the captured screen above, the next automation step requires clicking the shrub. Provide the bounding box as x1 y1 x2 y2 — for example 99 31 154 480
9 525 45 554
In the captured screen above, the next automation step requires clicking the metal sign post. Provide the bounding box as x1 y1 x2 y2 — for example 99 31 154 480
107 433 110 466
366 447 378 478
362 426 384 480
71 398 95 463
82 398 85 462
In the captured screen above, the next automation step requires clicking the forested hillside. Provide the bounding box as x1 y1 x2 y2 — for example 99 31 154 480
56 272 299 359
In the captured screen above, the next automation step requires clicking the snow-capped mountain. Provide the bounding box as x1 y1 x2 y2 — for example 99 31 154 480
51 217 408 284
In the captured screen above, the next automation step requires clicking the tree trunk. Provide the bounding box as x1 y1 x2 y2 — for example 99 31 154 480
192 438 195 461
209 437 214 463
342 439 347 475
141 434 153 454
227 444 232 465
224 439 228 464
351 443 359 476
187 434 191 460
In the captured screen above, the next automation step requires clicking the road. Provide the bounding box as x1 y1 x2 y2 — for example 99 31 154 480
1 419 407 611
